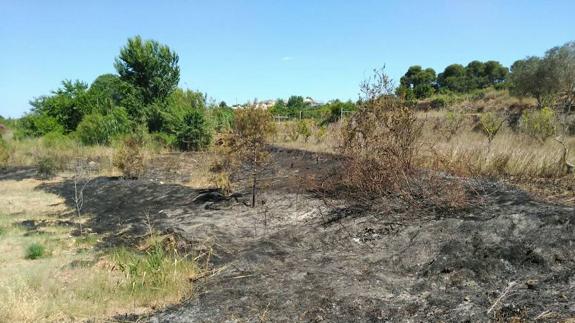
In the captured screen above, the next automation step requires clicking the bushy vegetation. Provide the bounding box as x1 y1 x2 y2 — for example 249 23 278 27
396 60 508 100
111 236 196 296
14 36 215 153
113 133 146 179
0 137 9 166
216 106 275 207
520 107 556 143
76 108 131 145
175 109 212 151
25 243 46 260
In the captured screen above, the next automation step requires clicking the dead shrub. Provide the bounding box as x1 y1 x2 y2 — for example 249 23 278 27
315 67 472 211
339 68 421 194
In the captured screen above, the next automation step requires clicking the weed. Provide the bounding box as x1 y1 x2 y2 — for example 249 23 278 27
111 235 196 297
25 243 46 260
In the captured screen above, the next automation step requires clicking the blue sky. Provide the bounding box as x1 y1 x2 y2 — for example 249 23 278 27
1 0 574 118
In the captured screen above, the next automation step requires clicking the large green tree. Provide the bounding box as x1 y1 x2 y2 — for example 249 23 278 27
396 65 436 99
483 60 509 85
510 56 557 107
88 74 142 115
114 36 180 106
29 80 91 133
437 64 467 92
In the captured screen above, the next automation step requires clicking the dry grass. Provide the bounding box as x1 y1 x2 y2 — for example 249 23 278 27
418 112 575 178
272 121 341 154
5 137 117 176
0 178 199 322
273 111 575 180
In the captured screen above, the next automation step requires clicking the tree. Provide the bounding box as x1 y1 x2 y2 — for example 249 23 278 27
287 96 306 109
88 74 142 115
545 41 575 113
396 65 436 99
484 61 509 85
465 61 487 89
76 108 132 145
175 109 212 151
437 64 467 92
114 36 180 105
219 106 275 207
509 57 557 107
30 80 91 133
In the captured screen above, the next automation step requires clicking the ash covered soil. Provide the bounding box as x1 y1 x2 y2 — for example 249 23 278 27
28 148 575 322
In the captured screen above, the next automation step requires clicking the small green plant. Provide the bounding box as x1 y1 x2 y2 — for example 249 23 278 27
519 107 556 144
315 125 327 143
36 155 58 178
112 236 196 295
296 119 312 143
480 112 505 144
0 136 9 166
286 122 299 142
442 109 465 141
25 243 46 260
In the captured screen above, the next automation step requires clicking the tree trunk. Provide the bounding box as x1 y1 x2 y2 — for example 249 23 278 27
251 171 257 208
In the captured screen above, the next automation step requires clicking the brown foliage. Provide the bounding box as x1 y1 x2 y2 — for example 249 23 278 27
339 67 422 195
314 67 470 211
214 106 275 206
113 135 146 179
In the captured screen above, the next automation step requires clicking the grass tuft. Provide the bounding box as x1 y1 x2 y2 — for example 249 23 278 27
25 243 46 260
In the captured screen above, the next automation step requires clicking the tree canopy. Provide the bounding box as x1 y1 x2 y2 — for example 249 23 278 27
114 36 180 106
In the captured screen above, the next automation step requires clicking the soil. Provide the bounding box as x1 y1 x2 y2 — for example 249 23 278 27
15 148 575 322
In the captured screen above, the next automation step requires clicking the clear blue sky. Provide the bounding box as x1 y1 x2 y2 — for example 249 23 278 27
1 0 574 118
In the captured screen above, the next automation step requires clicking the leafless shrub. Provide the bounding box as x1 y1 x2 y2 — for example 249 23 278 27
71 158 96 235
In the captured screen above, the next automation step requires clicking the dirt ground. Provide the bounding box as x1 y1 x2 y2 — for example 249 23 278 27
3 148 573 322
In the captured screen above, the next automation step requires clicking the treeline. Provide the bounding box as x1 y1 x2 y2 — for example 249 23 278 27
395 40 575 111
396 61 508 100
8 37 574 151
15 36 233 150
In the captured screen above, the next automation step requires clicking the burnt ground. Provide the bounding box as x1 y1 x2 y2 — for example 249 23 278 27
21 147 575 322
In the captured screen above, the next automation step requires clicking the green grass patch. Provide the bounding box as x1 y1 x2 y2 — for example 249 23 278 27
110 237 197 300
25 243 46 260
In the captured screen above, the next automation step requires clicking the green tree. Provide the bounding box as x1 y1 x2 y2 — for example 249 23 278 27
484 60 509 85
287 96 306 109
175 109 212 151
30 80 91 133
509 57 556 107
437 64 467 92
114 36 180 106
545 41 575 113
88 74 142 115
465 61 487 89
396 65 436 99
